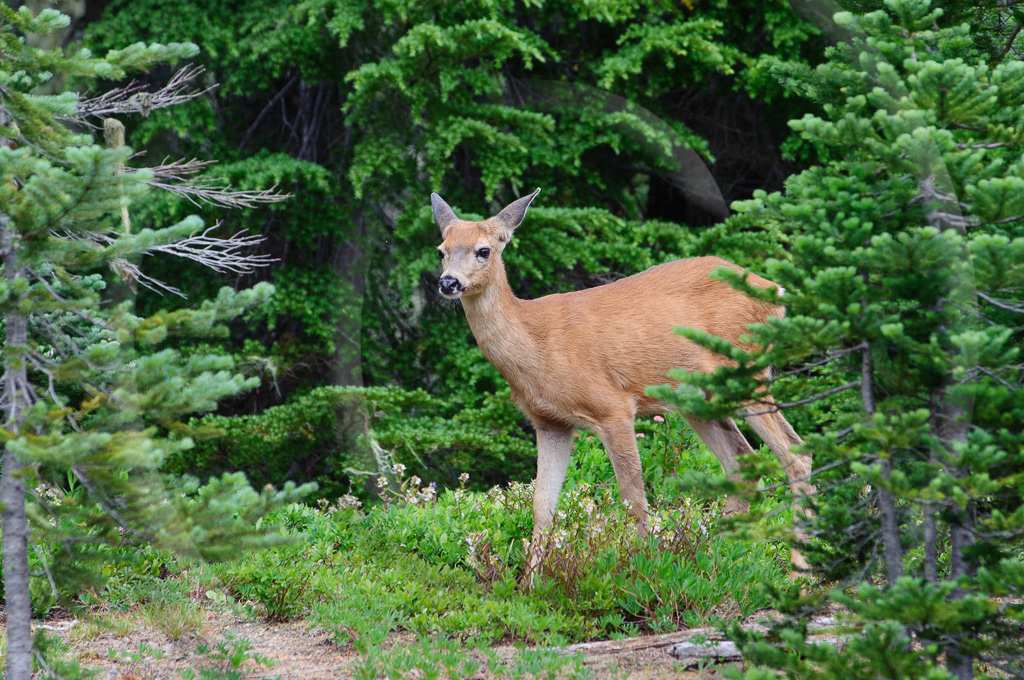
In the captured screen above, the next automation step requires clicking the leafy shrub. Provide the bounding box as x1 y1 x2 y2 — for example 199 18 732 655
165 385 534 501
307 423 790 648
183 632 275 680
217 536 334 622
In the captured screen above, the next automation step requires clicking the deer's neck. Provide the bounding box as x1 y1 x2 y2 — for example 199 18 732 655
460 261 535 374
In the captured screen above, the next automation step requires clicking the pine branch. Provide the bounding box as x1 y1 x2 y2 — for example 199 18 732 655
30 273 113 332
735 457 849 496
981 213 1024 227
60 223 274 296
955 142 1020 150
993 22 1023 63
742 380 862 416
966 366 1018 390
146 224 277 274
26 355 71 426
775 342 868 378
68 465 151 544
68 65 216 125
142 173 291 209
947 300 998 326
978 292 1024 314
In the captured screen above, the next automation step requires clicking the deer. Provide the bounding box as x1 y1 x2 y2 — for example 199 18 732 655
431 189 814 575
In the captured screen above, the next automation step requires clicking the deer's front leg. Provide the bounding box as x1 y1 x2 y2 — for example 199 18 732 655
596 417 649 532
526 425 573 583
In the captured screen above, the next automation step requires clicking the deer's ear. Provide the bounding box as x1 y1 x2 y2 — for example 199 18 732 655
493 188 541 239
431 193 460 237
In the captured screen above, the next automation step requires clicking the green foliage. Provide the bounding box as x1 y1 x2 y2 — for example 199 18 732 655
652 0 1024 676
78 0 823 435
140 598 205 641
220 543 329 622
306 430 788 647
181 633 276 680
168 384 536 499
351 636 591 680
23 631 98 680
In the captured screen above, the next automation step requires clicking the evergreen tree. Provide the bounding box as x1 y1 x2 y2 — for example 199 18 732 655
651 1 1024 677
0 8 313 679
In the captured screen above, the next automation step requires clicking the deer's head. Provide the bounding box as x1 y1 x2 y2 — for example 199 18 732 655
431 189 540 300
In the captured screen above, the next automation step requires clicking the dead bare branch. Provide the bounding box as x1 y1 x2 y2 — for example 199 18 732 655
146 157 218 181
915 176 978 231
114 156 290 209
68 65 216 125
142 175 290 209
147 224 277 275
240 74 299 148
107 257 184 297
978 292 1024 314
51 224 274 298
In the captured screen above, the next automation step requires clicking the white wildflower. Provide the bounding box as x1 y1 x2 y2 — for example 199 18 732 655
337 494 362 510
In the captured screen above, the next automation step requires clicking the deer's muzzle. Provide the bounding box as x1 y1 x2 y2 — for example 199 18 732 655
439 275 464 298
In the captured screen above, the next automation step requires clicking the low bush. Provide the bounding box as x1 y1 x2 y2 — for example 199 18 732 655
165 385 535 500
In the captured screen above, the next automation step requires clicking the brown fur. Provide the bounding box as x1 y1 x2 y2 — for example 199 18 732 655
433 191 813 574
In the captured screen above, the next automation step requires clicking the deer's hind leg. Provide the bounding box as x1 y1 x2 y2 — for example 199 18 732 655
684 416 759 516
743 398 813 573
743 400 813 509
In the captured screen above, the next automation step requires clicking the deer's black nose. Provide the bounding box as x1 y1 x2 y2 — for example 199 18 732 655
439 276 463 296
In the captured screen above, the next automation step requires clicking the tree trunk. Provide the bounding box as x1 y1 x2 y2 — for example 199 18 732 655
942 395 975 680
862 344 904 585
1 217 34 680
919 177 977 680
923 510 938 583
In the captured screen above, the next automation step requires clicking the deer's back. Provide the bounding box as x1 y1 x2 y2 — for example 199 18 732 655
508 257 782 425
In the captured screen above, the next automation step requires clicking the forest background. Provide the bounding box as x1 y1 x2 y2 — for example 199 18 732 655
24 0 836 499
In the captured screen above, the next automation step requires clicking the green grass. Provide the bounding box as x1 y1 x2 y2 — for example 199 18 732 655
60 413 794 678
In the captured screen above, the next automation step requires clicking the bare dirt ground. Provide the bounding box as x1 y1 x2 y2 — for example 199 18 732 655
4 606 747 679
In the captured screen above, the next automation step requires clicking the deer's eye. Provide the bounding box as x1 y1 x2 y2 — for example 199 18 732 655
477 247 491 259
437 249 445 260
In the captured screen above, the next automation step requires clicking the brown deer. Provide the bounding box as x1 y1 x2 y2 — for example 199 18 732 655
431 189 813 572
